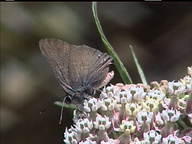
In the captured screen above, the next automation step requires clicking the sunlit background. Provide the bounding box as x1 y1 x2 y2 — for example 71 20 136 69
1 2 191 144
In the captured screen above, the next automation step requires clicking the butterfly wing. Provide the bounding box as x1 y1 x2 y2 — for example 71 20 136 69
39 39 75 95
68 44 113 91
39 38 113 96
84 47 113 89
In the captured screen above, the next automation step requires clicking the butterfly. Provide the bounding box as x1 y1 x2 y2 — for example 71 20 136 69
39 38 114 104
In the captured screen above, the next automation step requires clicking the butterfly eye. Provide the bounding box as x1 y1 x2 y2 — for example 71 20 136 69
64 96 72 104
83 85 94 95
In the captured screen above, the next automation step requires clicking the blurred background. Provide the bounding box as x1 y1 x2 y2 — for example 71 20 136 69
1 2 191 144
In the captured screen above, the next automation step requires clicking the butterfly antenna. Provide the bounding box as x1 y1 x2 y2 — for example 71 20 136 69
40 108 46 114
59 97 65 124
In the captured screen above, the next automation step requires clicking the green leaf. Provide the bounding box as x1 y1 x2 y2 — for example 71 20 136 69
92 2 132 84
54 101 76 110
129 45 147 85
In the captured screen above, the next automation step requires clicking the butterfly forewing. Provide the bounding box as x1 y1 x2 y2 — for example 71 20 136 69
39 39 74 95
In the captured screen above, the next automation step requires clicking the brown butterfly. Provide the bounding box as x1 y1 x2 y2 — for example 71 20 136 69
39 38 114 104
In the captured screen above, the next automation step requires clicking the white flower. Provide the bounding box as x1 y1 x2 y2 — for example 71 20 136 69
100 138 118 144
119 120 136 134
129 86 146 101
93 115 111 131
168 81 186 95
125 102 140 116
162 134 184 144
187 66 192 76
100 97 117 111
83 98 100 112
137 109 153 125
119 91 129 104
64 127 78 144
143 130 161 144
79 139 97 144
155 112 164 126
147 89 165 100
161 109 181 122
63 67 192 143
75 118 93 133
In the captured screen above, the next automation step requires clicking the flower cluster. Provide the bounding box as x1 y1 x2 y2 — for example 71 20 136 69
64 67 192 144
